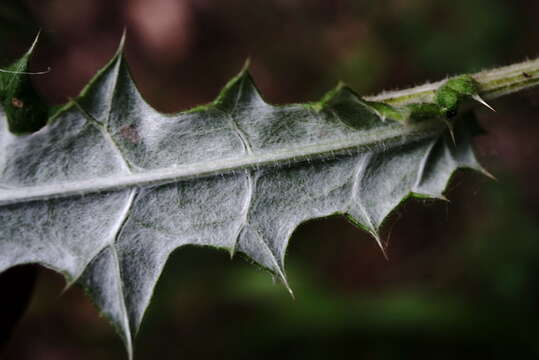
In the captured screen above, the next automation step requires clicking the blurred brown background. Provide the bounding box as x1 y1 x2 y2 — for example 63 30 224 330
1 0 539 359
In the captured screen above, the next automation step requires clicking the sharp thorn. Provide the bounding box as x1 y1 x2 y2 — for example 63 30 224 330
287 286 296 300
241 57 251 73
273 265 295 299
436 194 450 202
373 233 389 261
26 30 41 55
480 167 497 181
60 283 72 297
444 119 456 145
473 94 496 112
280 273 295 299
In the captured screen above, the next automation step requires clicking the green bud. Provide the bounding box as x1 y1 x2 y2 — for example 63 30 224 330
435 86 460 116
444 75 479 96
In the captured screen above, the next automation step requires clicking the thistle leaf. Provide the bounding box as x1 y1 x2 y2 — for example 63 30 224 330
0 38 494 359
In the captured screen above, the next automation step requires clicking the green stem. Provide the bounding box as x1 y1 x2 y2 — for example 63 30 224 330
366 57 539 106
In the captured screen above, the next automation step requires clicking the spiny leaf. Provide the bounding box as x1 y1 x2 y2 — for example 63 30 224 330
1 37 535 359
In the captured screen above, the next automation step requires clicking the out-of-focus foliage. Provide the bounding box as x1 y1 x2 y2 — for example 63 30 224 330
1 0 539 359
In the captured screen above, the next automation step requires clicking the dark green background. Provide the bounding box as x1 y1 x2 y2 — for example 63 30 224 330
1 1 539 359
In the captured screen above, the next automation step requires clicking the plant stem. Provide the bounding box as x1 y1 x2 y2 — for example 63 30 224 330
366 57 539 106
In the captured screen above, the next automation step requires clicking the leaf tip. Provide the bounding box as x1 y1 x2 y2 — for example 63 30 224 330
116 28 128 56
241 57 252 74
213 62 265 111
273 263 294 298
24 30 42 57
61 277 77 295
280 274 295 299
228 245 237 259
317 81 355 109
125 336 134 360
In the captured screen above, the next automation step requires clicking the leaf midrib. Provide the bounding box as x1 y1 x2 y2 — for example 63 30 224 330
0 119 445 206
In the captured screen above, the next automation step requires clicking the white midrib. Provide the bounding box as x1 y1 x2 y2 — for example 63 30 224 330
0 120 444 206
3 56 539 207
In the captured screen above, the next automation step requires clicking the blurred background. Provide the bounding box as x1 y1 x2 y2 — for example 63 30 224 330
1 0 539 359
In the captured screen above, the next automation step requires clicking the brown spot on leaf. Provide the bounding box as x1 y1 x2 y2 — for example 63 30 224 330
120 125 141 144
523 72 532 78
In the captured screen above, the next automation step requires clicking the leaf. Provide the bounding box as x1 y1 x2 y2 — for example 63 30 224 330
0 34 48 133
0 37 489 358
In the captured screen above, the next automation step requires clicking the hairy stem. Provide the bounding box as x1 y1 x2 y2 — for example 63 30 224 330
366 57 539 105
